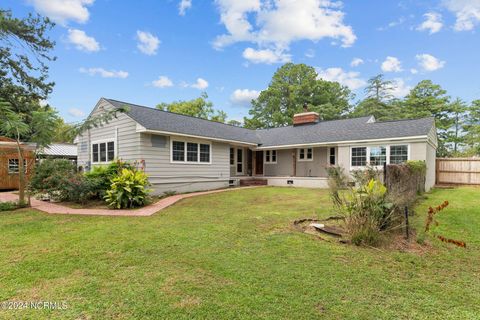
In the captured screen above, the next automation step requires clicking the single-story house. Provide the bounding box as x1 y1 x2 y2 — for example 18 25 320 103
75 98 437 194
36 143 78 162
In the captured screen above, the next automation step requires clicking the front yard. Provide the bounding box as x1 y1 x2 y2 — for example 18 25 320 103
0 187 479 319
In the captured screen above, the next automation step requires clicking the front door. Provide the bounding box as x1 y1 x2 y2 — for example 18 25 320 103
255 151 264 175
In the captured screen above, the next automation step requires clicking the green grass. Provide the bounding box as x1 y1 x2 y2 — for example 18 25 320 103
0 186 479 319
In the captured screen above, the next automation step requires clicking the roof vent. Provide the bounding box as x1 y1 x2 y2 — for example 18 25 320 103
293 104 319 126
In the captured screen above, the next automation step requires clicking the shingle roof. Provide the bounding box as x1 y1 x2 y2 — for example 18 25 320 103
105 98 435 147
106 99 260 144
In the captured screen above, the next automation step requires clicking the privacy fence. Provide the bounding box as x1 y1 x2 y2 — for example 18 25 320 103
436 158 480 185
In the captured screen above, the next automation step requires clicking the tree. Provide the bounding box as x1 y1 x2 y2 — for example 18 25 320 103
352 74 401 120
52 117 77 143
463 99 480 155
403 80 452 156
227 119 242 127
0 9 56 140
244 63 352 129
156 92 227 123
0 99 58 204
445 98 468 154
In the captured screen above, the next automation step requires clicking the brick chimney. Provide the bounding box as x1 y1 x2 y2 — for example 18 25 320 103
293 103 319 126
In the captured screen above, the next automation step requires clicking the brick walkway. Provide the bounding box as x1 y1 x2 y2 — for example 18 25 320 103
0 187 257 217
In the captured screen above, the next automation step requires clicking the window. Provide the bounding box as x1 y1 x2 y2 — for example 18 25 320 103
370 146 386 166
236 148 243 173
187 142 198 162
92 141 115 163
200 144 210 163
329 147 336 165
171 140 211 164
351 147 367 167
8 159 27 173
172 141 185 161
265 150 277 163
298 148 313 161
390 145 408 164
230 148 235 166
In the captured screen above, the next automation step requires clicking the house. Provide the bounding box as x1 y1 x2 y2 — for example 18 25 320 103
0 136 36 190
76 98 437 194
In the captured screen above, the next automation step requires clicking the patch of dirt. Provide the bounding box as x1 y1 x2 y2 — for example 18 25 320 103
293 216 346 241
385 232 433 255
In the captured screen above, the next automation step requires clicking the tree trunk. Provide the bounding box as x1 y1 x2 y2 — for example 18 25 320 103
14 138 25 205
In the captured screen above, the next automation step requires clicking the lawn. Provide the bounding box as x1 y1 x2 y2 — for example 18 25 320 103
0 186 479 319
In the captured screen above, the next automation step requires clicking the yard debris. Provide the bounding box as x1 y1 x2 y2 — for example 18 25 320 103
294 216 346 240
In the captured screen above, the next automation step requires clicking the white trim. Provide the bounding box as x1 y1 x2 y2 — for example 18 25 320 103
349 144 410 170
264 150 277 164
328 146 336 166
136 125 258 147
297 148 313 162
255 135 428 150
169 139 212 165
236 148 244 174
91 139 115 165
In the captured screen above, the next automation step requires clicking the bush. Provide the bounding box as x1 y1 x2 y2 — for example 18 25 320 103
63 174 103 204
331 178 397 247
0 201 18 212
29 159 78 201
385 161 427 208
104 168 151 209
351 165 381 186
85 160 134 197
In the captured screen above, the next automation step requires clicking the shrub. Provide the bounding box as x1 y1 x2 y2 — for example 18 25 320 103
351 165 381 186
385 161 427 208
104 168 151 209
85 160 134 197
29 159 78 201
0 201 18 212
331 178 397 246
326 166 348 208
63 174 103 204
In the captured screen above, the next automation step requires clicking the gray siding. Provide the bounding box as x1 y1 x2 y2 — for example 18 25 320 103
264 149 293 176
76 99 141 170
296 147 328 177
140 134 230 194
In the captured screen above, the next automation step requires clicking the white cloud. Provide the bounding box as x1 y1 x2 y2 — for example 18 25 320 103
136 31 160 55
68 108 85 118
305 49 315 58
381 56 403 73
152 76 174 88
417 12 443 34
79 67 129 78
191 78 209 90
230 89 260 106
416 53 445 71
67 29 100 52
179 0 192 15
410 68 418 74
214 0 356 63
30 0 94 25
350 57 364 67
391 78 411 98
242 47 291 64
317 67 366 90
443 0 480 31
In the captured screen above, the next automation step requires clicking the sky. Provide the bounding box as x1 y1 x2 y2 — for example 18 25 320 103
3 0 480 123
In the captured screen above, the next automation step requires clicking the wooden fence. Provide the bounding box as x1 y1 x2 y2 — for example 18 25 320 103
436 158 480 185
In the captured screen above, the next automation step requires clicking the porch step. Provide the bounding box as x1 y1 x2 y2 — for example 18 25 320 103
240 179 268 186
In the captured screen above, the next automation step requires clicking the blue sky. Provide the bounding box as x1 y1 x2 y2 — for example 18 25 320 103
4 0 480 123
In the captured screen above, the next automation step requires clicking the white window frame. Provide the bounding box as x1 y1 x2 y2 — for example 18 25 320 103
91 139 115 164
236 148 243 174
229 147 235 167
264 150 277 164
350 144 410 170
170 139 212 165
328 147 336 166
297 148 313 162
